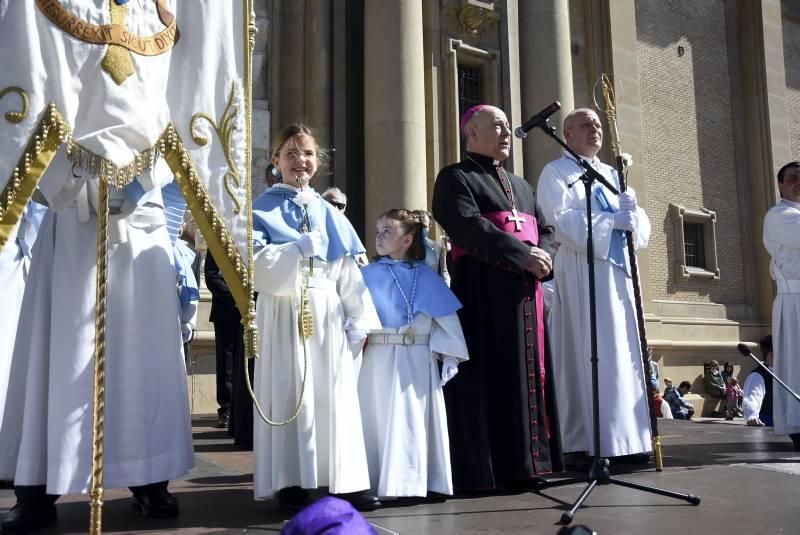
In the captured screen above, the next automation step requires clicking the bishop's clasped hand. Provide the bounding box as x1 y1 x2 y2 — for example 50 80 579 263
526 246 552 279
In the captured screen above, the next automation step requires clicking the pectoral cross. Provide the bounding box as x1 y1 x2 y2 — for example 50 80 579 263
506 209 526 232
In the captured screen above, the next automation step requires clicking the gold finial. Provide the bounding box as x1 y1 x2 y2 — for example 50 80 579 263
593 73 622 157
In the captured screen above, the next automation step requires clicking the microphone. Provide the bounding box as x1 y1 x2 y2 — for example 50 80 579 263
737 343 752 357
514 101 561 139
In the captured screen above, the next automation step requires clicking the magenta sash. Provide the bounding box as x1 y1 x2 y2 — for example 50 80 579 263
450 211 547 389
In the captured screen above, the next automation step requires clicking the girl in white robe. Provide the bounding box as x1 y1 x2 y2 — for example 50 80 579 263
359 209 468 498
251 124 381 512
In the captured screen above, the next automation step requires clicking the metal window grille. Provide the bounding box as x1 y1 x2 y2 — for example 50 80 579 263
458 64 484 119
683 222 706 269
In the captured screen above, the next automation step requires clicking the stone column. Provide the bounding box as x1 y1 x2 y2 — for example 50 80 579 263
364 0 428 251
306 0 331 148
270 1 304 135
519 0 574 183
736 0 792 329
605 0 652 306
270 0 331 148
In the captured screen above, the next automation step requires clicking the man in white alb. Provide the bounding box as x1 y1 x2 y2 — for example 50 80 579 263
537 108 652 460
762 161 800 451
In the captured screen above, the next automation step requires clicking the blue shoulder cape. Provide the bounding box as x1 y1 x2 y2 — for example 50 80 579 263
361 258 461 328
252 187 365 261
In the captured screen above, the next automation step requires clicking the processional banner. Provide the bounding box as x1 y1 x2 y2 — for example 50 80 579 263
0 0 256 320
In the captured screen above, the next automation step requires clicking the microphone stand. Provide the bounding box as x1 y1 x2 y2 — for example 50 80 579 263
529 121 700 525
737 343 800 404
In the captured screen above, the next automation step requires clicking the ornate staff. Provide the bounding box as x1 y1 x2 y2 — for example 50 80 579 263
89 178 111 534
595 74 664 471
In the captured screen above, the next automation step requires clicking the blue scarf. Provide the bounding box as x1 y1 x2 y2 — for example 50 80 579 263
252 187 365 261
361 258 461 328
593 184 629 276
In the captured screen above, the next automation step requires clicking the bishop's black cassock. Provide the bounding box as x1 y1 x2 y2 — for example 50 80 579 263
432 152 563 490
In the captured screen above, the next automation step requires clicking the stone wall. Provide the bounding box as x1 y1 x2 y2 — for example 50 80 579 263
635 0 745 305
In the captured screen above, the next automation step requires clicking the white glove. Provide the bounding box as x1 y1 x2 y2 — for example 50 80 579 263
440 357 459 386
343 318 366 348
181 323 193 344
346 328 367 348
295 230 323 258
613 210 635 232
618 191 637 212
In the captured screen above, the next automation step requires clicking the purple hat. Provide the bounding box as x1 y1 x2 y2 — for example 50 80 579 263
460 104 490 133
281 497 377 535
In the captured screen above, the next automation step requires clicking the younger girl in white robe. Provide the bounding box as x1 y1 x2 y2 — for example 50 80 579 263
359 209 468 498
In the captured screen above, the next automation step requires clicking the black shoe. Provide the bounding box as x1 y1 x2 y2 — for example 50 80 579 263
611 453 651 465
1 501 57 532
130 486 179 518
563 452 592 472
332 491 381 512
425 491 448 503
217 412 230 429
277 486 311 515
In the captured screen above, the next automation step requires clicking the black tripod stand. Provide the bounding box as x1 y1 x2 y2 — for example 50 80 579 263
527 122 700 525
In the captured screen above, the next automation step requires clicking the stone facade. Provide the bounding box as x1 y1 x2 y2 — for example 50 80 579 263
636 0 745 304
187 0 800 413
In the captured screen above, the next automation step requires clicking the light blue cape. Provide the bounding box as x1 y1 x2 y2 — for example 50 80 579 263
361 258 461 328
252 187 365 261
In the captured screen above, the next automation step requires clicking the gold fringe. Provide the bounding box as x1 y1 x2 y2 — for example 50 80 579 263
0 103 69 249
66 142 161 189
159 123 251 314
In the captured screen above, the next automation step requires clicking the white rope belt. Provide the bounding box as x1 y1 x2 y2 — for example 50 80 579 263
776 279 800 294
368 333 430 346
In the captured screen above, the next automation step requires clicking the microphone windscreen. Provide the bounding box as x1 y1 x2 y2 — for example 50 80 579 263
737 343 751 356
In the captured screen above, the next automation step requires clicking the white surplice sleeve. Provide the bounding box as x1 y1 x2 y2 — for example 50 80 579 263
742 372 766 421
538 161 651 259
253 242 302 296
337 255 381 342
430 313 469 363
766 205 800 248
537 161 615 261
630 197 651 251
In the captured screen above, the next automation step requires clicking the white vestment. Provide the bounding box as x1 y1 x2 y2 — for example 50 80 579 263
0 159 194 494
537 154 652 457
0 209 40 438
763 200 800 436
252 246 380 499
358 313 468 497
